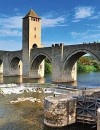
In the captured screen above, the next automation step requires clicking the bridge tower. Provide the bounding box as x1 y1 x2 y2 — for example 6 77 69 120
22 9 44 78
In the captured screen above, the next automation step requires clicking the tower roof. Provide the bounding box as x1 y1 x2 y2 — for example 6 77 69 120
24 9 41 18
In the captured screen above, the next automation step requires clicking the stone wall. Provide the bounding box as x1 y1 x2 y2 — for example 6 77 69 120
44 95 76 127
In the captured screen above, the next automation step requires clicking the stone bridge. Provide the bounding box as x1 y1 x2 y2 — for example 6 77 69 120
0 43 100 83
30 43 100 82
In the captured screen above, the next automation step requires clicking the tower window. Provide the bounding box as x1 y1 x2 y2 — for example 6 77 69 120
34 27 36 30
34 35 36 38
32 44 37 49
33 18 35 21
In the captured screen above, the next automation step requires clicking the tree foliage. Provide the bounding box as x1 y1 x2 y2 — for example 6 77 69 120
45 58 52 74
77 56 100 72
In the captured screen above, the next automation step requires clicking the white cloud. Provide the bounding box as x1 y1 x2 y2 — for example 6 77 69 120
97 25 100 28
14 8 20 12
0 16 22 29
71 32 80 37
74 6 94 19
0 40 22 51
0 15 22 36
41 12 67 28
0 29 21 36
71 30 100 39
84 33 100 39
72 19 81 23
42 16 66 28
90 11 100 19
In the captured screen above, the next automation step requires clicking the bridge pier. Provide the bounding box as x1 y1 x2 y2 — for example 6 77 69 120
0 59 3 74
52 44 77 83
3 53 10 76
30 60 44 78
52 44 64 82
61 63 77 82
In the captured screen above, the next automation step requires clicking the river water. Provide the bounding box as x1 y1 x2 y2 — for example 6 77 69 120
0 87 96 130
0 71 100 88
0 72 99 130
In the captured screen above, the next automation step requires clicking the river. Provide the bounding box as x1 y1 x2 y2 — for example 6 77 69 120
0 72 99 130
0 71 100 88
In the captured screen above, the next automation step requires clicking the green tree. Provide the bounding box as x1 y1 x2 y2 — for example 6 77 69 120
77 56 100 73
45 58 52 74
79 57 91 65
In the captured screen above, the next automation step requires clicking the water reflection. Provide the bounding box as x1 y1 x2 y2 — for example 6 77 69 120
23 77 45 83
0 71 100 88
0 74 46 84
77 71 100 88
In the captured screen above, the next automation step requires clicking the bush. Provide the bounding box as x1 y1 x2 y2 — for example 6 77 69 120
45 62 52 74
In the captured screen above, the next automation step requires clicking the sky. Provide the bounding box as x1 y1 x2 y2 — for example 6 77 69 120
0 0 100 50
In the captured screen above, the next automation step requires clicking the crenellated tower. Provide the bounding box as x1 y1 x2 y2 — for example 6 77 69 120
22 9 43 77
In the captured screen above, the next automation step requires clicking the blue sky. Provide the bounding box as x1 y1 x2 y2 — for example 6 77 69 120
0 0 100 50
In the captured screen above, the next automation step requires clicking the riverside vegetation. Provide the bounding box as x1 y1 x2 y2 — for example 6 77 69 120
45 58 52 74
45 56 100 74
77 56 100 73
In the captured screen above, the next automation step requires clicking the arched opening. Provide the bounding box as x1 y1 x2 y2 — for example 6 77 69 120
30 54 52 80
63 50 100 87
64 50 100 73
0 59 3 74
32 44 38 49
10 57 22 75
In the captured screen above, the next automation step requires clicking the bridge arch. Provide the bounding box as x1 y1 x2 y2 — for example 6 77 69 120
10 56 22 75
30 53 52 78
0 59 3 74
63 49 100 73
31 53 52 70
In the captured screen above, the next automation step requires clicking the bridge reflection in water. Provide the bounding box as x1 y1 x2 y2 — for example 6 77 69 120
0 74 78 86
0 74 46 84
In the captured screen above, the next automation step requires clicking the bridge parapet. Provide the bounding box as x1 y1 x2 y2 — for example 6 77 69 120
52 43 64 47
30 47 52 62
63 43 100 65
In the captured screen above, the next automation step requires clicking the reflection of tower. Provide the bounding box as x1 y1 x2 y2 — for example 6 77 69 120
22 9 43 77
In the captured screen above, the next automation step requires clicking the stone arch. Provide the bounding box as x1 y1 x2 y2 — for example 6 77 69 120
32 44 38 49
0 59 3 74
10 56 22 75
31 53 52 70
63 49 100 73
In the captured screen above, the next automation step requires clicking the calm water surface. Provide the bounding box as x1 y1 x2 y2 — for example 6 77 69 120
0 71 100 88
77 71 100 88
0 72 99 130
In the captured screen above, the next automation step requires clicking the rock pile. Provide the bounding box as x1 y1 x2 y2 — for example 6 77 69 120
10 97 41 104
